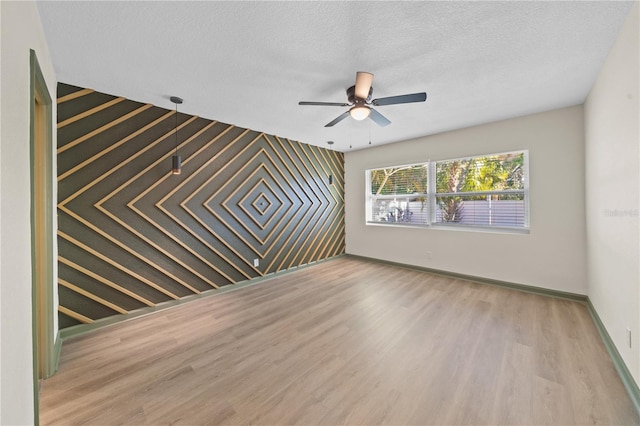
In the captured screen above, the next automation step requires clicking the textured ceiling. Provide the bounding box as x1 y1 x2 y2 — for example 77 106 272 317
37 1 633 151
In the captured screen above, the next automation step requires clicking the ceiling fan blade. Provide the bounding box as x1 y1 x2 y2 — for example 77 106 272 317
299 101 350 107
324 111 351 127
372 92 427 106
369 108 391 127
355 72 374 99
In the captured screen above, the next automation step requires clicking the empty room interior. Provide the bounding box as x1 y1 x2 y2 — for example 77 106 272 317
1 1 640 424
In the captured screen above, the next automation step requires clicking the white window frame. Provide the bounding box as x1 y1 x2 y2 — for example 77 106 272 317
366 162 430 226
366 150 529 232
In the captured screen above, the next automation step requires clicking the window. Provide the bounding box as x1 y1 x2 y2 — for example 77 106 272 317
366 151 528 230
434 152 527 228
367 164 429 225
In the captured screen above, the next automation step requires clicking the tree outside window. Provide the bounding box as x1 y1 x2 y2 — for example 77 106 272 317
366 151 528 230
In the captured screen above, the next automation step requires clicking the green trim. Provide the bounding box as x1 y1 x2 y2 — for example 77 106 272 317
346 254 587 302
30 49 54 426
59 254 345 341
586 299 640 416
29 49 39 426
52 332 62 372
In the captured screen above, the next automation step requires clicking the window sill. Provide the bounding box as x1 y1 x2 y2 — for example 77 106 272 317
366 221 530 235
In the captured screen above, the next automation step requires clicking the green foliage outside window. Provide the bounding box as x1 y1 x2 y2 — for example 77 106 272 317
436 152 524 222
370 165 428 196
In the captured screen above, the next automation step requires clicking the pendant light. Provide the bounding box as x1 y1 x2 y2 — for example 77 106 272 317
327 141 334 185
170 96 183 175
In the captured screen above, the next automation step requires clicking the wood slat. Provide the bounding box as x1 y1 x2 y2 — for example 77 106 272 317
57 103 153 154
58 231 181 302
59 279 128 315
57 306 93 324
58 256 155 307
58 110 174 182
57 97 125 128
57 88 94 104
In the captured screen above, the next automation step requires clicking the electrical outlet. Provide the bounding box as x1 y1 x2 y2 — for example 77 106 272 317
253 258 259 267
426 251 433 260
627 328 632 348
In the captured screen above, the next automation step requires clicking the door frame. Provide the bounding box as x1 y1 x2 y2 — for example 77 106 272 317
30 49 55 423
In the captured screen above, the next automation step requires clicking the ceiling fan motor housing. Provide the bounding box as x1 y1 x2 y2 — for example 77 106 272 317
347 85 373 104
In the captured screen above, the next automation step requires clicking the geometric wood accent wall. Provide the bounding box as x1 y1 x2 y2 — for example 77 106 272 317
57 83 345 329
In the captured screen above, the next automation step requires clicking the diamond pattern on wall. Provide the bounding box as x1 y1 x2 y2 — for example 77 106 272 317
56 83 345 329
248 187 275 218
238 179 283 231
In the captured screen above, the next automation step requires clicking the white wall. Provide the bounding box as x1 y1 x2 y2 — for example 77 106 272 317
585 3 639 383
0 1 57 424
345 105 587 295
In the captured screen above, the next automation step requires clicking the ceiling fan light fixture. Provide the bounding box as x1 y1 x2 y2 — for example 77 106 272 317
349 105 370 121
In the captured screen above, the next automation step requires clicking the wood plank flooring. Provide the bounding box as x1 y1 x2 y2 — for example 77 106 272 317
40 256 639 425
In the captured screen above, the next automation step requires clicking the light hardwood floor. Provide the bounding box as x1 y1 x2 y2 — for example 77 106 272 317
40 256 639 425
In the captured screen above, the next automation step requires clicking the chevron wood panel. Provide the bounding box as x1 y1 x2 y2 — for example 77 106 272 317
57 83 345 329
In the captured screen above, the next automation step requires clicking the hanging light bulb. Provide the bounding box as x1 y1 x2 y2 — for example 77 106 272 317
170 96 183 175
349 105 370 121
